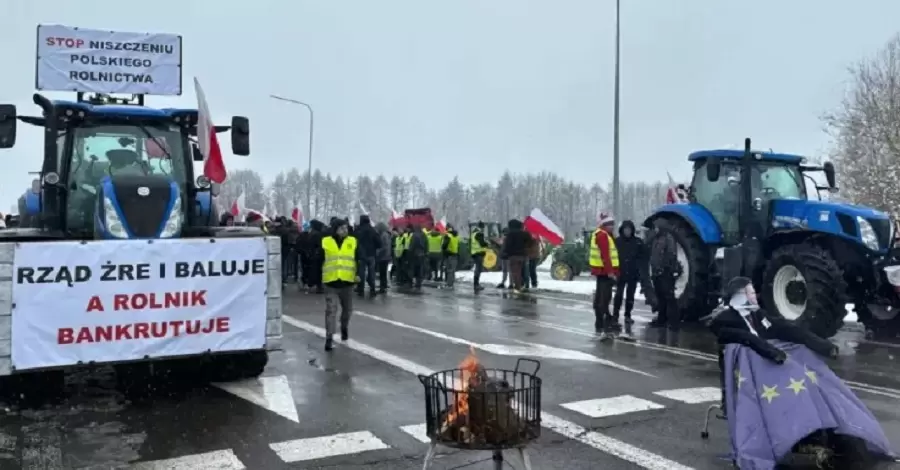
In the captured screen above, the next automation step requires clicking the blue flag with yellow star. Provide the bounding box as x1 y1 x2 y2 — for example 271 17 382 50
724 340 894 469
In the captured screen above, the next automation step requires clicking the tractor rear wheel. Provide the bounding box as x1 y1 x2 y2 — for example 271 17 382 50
762 243 846 338
652 218 713 321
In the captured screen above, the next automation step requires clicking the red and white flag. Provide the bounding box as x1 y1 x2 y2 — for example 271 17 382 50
230 192 245 217
195 77 227 184
523 208 565 246
435 217 447 233
665 171 688 204
291 201 303 224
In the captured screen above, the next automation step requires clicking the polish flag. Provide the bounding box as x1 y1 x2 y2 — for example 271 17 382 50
230 192 245 217
523 208 565 246
291 202 303 224
390 208 402 221
435 217 447 233
665 171 688 204
194 77 227 184
246 208 270 222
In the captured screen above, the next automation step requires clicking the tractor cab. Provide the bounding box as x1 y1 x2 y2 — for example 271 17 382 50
0 93 250 239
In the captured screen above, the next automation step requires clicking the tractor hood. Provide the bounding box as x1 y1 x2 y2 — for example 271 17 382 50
95 174 183 239
771 199 892 252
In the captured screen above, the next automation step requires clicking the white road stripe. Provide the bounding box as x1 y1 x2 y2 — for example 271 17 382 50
269 431 390 463
400 424 431 444
283 315 694 470
653 387 721 404
353 310 655 377
560 395 665 418
130 449 246 469
212 375 299 423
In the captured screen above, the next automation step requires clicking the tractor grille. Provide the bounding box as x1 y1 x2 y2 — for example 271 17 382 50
868 218 892 250
111 176 173 238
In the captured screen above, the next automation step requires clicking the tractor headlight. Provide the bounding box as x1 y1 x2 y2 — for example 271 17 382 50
857 216 880 250
103 197 128 239
159 193 183 238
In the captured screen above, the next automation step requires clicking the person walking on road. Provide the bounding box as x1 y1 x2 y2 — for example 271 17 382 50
613 220 644 328
321 218 359 351
501 219 529 293
589 213 620 340
469 222 488 292
406 223 428 291
354 214 382 298
375 223 392 293
426 226 444 282
648 224 682 330
441 224 460 288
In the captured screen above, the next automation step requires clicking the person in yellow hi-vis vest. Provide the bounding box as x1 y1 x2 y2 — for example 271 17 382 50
321 218 359 351
441 224 460 288
588 212 620 340
469 222 488 292
426 226 444 282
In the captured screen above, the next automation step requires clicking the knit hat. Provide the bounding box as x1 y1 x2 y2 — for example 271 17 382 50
598 212 615 226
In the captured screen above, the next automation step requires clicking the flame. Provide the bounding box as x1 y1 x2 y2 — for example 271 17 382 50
443 346 482 428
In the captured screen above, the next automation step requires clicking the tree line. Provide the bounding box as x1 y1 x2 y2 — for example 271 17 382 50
218 169 671 237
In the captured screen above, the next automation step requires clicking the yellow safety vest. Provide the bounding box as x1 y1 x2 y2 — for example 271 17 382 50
322 235 357 283
470 228 486 255
393 235 405 258
402 232 412 248
446 233 459 254
427 233 443 254
588 228 619 269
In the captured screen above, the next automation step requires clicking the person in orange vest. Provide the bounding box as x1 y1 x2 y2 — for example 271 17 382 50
588 212 620 340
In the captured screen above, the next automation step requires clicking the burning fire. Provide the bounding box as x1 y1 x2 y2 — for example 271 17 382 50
442 346 482 429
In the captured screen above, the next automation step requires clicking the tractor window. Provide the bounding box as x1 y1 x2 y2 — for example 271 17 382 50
64 124 188 233
751 164 805 201
691 160 741 244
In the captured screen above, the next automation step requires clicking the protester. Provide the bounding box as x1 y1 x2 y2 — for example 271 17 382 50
648 224 681 330
501 219 530 293
321 218 359 351
305 219 326 293
219 212 235 226
588 213 619 339
406 223 428 290
524 231 541 290
426 226 444 282
393 226 407 285
613 220 644 327
375 222 392 293
441 224 460 288
354 214 382 298
469 222 488 292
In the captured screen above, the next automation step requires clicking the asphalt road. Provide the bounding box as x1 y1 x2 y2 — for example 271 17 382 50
1 282 899 469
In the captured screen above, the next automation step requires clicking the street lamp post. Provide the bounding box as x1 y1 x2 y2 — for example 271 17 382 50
612 0 622 221
270 94 315 217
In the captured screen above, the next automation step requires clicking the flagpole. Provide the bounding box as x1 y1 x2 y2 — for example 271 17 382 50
270 95 315 217
612 0 622 221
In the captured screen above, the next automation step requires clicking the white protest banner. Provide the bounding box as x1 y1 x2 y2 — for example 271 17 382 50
35 24 183 96
10 238 267 371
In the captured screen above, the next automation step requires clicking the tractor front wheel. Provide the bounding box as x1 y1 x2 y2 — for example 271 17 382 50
550 261 574 281
762 243 846 338
482 248 500 271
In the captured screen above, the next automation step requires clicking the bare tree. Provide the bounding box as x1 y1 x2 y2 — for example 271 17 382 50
824 34 900 218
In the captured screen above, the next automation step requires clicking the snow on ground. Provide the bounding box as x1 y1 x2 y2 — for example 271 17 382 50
454 270 859 323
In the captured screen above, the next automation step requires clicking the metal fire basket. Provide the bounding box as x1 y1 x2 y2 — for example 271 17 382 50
416 358 542 470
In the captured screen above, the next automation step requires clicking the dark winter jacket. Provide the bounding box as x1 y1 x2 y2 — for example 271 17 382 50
615 220 645 281
407 226 428 257
355 215 382 258
375 223 392 262
648 226 681 276
306 219 326 262
501 219 529 258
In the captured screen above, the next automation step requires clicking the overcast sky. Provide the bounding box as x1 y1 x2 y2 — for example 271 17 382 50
2 0 899 211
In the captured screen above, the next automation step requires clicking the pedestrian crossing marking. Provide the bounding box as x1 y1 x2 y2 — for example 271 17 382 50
269 430 390 463
560 395 665 418
130 449 246 469
400 423 431 443
653 387 721 404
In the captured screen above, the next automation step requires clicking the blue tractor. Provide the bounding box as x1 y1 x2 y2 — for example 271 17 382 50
643 138 899 338
0 93 248 237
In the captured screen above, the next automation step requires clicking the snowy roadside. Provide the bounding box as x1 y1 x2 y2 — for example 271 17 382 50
453 269 859 324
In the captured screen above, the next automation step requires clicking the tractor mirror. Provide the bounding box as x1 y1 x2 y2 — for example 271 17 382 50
31 178 41 194
231 116 250 156
0 104 18 149
192 145 204 162
823 161 836 188
706 160 721 182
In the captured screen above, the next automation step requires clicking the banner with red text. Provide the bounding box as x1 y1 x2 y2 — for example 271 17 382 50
10 238 268 370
